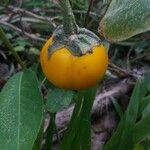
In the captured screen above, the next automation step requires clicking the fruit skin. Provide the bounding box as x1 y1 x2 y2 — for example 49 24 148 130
40 37 108 90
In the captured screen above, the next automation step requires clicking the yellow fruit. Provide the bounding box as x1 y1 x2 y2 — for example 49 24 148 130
40 37 108 90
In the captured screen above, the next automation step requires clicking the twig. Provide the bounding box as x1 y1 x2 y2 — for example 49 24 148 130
1 16 54 24
108 62 134 78
40 77 47 88
0 20 46 42
7 5 57 28
126 48 133 70
130 52 150 63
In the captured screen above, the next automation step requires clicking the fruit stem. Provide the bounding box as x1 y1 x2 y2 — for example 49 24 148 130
45 113 56 150
60 87 96 149
0 27 26 70
59 0 78 35
77 87 96 149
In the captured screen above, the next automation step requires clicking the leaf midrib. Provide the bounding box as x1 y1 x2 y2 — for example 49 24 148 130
17 72 23 150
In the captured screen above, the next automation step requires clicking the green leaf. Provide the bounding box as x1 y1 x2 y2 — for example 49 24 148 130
0 0 9 6
46 88 74 113
104 116 126 150
134 95 150 143
138 72 150 116
14 46 25 52
118 80 144 150
0 70 43 150
130 72 150 143
99 0 150 42
60 92 83 150
142 96 150 118
143 72 150 93
138 95 150 118
112 98 123 118
32 122 44 150
134 144 144 150
72 0 89 11
104 80 144 150
44 113 56 150
29 47 39 55
134 111 150 143
77 87 96 150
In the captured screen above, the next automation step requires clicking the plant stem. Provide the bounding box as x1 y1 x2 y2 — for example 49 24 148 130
60 87 97 150
60 92 84 150
79 87 96 150
59 0 78 35
45 113 56 150
0 27 26 70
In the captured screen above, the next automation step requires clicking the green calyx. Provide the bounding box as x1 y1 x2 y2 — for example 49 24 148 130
47 0 102 57
48 26 101 57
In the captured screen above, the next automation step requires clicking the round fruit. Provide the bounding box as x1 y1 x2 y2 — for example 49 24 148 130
40 37 108 90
